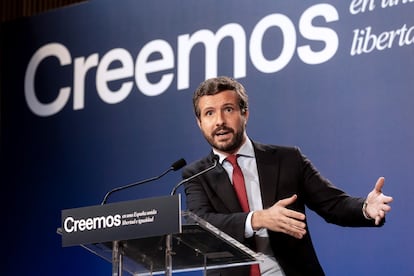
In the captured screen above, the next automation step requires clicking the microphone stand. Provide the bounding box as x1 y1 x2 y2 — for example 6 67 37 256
101 158 186 205
100 158 186 276
165 157 219 276
101 170 169 205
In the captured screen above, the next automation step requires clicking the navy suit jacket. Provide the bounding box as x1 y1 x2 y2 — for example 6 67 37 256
183 142 380 276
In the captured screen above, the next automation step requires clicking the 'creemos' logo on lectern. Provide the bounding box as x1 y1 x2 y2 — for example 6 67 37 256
63 214 122 233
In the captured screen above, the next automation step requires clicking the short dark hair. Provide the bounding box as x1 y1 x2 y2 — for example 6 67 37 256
193 76 249 118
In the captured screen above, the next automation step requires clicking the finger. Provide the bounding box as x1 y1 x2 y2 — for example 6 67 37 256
375 215 381 225
284 208 306 221
381 204 392 213
375 207 390 225
289 218 307 230
285 230 303 239
374 177 385 193
289 230 306 239
276 194 298 207
281 214 306 228
374 210 383 225
282 225 306 239
283 215 307 232
284 222 307 239
382 195 394 204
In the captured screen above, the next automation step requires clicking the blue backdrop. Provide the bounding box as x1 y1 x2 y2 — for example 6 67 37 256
1 0 413 275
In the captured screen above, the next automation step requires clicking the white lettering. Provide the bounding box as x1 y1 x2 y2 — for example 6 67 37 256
350 24 414 55
177 23 246 90
64 216 75 233
24 43 72 116
25 5 340 116
297 4 339 65
63 214 121 233
73 53 99 110
349 0 375 14
135 39 174 96
250 13 296 73
96 48 134 103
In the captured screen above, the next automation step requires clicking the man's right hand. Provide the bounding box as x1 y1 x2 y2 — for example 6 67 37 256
251 194 307 239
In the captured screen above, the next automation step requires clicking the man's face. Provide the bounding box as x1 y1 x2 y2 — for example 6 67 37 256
196 90 248 155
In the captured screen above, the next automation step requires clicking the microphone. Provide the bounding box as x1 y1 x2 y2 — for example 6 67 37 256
170 155 219 196
101 158 187 205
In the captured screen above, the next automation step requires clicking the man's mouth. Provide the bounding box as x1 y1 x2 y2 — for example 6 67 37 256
214 127 233 138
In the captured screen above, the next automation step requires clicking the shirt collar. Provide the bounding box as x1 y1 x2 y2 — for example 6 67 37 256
213 136 255 164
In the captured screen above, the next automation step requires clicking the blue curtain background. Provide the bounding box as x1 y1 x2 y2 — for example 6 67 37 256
1 0 413 275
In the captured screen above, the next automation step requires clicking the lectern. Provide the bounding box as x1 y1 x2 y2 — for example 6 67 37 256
59 195 262 275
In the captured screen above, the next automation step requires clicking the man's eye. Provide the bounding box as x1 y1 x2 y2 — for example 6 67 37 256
225 107 233 112
205 111 213 116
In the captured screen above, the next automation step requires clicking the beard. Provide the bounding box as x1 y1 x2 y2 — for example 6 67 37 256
203 124 245 154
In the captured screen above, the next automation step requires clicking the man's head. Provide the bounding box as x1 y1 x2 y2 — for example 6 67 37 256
193 76 249 155
193 76 248 119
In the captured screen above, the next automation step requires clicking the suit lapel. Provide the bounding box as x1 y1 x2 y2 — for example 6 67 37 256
254 142 279 209
210 168 243 212
206 153 244 212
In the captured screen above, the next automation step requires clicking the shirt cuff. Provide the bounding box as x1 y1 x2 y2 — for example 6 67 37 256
362 201 373 220
245 211 255 238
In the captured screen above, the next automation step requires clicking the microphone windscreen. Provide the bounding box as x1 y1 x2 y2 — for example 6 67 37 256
212 155 219 163
171 158 187 171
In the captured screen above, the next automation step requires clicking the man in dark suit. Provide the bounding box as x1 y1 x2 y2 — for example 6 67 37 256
182 76 393 276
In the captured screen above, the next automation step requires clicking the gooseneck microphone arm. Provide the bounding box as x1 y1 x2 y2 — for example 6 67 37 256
166 155 219 276
101 158 186 205
170 155 219 196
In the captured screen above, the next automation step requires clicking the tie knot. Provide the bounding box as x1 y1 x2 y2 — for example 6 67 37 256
226 155 239 167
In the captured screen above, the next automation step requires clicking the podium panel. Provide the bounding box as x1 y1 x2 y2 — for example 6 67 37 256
59 196 262 275
61 195 181 247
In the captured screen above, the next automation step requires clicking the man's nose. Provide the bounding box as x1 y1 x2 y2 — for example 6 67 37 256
215 111 226 126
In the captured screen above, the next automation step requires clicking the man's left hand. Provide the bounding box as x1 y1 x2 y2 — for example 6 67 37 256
365 177 393 225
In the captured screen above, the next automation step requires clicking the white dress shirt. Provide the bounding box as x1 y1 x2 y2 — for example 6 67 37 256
213 138 284 276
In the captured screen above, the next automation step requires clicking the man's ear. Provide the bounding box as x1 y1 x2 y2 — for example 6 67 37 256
243 109 249 124
196 117 202 129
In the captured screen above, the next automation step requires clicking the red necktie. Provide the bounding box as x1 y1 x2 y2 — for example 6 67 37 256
227 155 261 276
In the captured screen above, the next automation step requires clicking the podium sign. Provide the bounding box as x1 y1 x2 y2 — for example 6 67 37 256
59 196 262 275
61 195 181 247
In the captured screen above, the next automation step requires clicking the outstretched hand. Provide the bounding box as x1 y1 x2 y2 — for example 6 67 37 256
252 194 306 239
365 177 393 225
